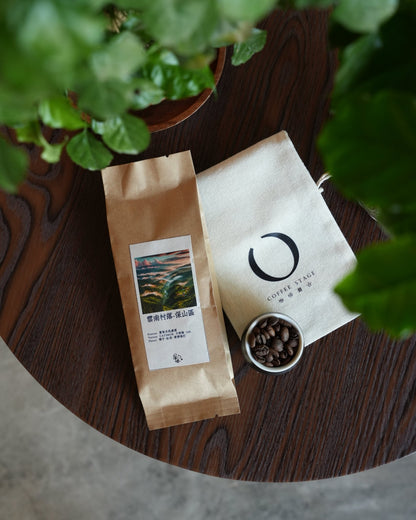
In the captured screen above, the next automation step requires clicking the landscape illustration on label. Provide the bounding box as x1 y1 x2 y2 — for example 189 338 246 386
134 249 197 314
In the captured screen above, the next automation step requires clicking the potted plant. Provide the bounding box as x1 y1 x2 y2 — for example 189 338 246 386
0 0 274 189
1 0 415 339
287 0 416 338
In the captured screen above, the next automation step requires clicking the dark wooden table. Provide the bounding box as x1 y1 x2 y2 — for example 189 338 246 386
1 10 415 482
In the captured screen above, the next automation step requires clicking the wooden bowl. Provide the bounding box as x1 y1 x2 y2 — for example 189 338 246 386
137 47 226 133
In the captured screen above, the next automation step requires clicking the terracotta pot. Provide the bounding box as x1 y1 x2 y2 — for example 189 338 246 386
136 47 226 133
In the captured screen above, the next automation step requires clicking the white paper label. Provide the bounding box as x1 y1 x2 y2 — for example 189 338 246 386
129 235 209 370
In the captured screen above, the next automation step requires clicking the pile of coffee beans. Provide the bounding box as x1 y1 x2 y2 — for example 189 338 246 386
247 316 300 368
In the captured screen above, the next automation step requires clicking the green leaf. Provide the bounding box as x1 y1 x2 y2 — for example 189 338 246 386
14 121 43 145
0 138 28 193
66 129 113 170
335 238 416 337
217 0 276 22
141 52 215 99
181 51 216 69
91 119 105 135
376 205 416 238
102 114 150 154
0 89 38 126
38 96 87 130
289 0 334 7
231 28 267 66
318 91 416 215
90 32 146 81
110 0 146 7
332 33 382 100
332 0 399 34
40 137 68 163
14 2 106 86
70 0 111 9
129 79 165 110
15 121 68 163
77 79 132 119
140 0 220 55
152 49 180 66
210 19 252 47
0 2 106 119
332 12 416 101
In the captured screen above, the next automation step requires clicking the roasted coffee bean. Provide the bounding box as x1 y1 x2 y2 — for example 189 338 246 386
287 339 298 349
266 353 274 363
260 334 267 344
248 333 256 348
271 338 284 351
256 356 265 364
272 359 281 367
280 351 288 360
287 347 294 356
263 331 270 340
267 317 279 326
253 326 260 335
281 327 289 342
266 326 275 337
259 319 268 329
265 362 274 367
255 346 269 357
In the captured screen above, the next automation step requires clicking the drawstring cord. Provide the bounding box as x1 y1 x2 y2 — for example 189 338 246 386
316 172 331 193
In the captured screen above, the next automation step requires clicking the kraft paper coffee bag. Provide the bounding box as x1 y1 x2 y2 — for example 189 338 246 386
102 151 240 430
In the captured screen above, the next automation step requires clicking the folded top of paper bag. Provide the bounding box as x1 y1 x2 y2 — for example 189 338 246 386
196 131 358 346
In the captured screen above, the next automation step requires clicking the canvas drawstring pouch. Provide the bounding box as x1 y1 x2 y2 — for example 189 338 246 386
196 131 358 345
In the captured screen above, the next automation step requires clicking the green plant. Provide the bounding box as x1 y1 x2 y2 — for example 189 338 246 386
288 0 416 337
0 0 274 191
2 1 415 339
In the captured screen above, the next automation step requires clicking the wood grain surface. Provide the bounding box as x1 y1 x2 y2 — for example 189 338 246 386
1 10 415 482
